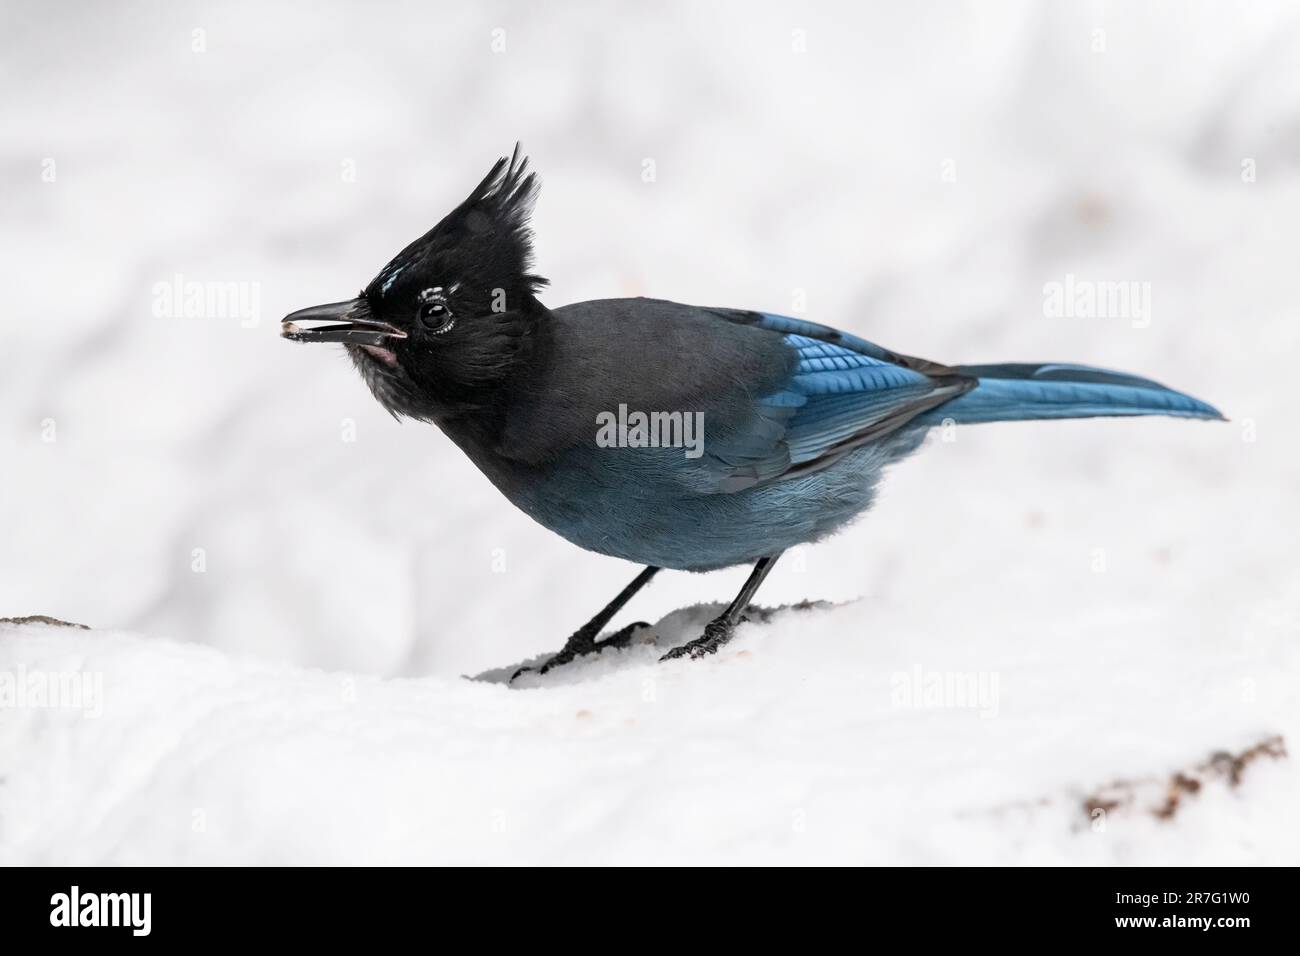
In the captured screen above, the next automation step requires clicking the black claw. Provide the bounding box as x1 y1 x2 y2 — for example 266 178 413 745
659 618 735 662
510 621 652 682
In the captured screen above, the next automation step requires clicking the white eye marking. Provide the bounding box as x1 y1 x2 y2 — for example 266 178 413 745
417 282 460 303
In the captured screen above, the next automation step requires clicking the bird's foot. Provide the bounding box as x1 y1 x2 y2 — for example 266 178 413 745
659 617 737 662
510 621 650 682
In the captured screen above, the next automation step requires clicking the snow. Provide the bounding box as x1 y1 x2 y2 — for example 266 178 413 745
2 1 1299 864
2 607 1295 865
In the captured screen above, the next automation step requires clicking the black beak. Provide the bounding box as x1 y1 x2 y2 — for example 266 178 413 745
280 298 407 346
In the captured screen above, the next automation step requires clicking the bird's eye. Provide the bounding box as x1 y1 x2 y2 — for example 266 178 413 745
416 288 455 334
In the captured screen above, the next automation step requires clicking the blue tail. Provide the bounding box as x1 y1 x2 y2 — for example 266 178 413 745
924 363 1224 425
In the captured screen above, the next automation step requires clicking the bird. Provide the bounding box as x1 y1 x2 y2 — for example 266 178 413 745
282 145 1223 676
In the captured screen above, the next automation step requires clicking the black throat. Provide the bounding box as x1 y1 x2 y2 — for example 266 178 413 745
355 296 550 440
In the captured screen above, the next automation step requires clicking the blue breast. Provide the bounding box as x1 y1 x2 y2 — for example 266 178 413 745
510 428 927 571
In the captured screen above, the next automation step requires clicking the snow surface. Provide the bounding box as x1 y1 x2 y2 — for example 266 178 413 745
2 610 1295 865
2 1 1299 864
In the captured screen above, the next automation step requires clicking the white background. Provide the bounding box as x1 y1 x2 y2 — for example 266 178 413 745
2 0 1297 864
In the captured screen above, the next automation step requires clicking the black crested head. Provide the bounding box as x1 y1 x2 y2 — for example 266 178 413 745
366 142 548 315
281 144 549 423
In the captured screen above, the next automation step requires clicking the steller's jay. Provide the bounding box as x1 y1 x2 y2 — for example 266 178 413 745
282 146 1222 676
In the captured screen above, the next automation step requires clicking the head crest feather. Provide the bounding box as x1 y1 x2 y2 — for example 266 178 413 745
369 143 547 302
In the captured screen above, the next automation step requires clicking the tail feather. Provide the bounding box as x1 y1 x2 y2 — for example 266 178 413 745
922 362 1224 425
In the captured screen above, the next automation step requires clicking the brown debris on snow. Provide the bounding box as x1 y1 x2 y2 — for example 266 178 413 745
1084 735 1287 823
0 615 90 630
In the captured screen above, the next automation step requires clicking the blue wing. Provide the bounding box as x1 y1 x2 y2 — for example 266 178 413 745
695 312 973 493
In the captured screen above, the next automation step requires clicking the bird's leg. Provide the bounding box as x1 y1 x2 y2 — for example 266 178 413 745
511 566 660 680
660 553 784 661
